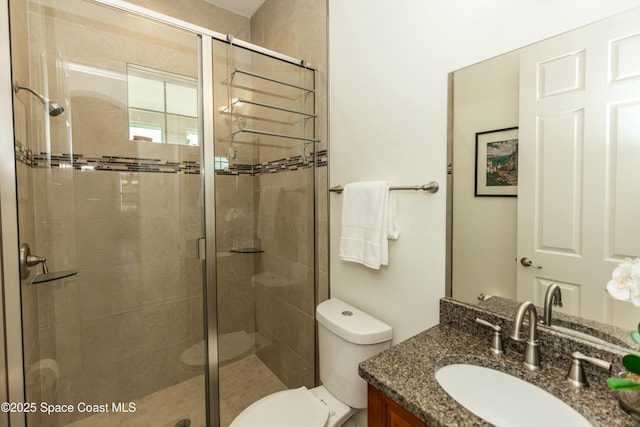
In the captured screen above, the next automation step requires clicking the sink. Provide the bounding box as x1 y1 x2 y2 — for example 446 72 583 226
435 364 591 427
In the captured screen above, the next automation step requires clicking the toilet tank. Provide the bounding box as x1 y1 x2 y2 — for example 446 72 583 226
316 298 392 409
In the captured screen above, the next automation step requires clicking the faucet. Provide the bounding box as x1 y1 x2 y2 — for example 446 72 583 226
542 283 563 325
510 301 540 371
566 351 611 388
475 318 504 355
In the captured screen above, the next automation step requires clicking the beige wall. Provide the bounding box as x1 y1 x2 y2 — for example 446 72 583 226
451 51 519 305
251 0 328 151
252 0 329 298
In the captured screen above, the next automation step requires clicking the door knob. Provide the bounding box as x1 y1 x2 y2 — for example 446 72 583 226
520 257 542 269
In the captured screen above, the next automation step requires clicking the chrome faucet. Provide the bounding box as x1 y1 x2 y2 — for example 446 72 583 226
510 301 540 371
475 318 504 355
542 283 563 325
566 351 611 388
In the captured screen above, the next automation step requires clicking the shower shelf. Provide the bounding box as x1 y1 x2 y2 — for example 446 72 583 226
225 63 316 157
230 247 264 254
231 128 319 143
221 112 296 126
231 98 316 118
32 270 77 284
231 68 314 93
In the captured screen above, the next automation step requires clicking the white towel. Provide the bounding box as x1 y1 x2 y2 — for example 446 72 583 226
339 181 399 269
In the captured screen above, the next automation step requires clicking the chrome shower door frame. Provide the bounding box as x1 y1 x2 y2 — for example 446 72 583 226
1 1 26 426
199 34 220 427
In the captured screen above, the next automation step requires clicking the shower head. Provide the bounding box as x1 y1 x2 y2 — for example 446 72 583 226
13 83 65 117
48 102 65 117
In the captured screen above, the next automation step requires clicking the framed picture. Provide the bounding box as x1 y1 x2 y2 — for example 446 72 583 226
475 127 518 196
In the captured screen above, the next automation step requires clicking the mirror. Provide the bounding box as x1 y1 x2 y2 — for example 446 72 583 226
447 7 640 351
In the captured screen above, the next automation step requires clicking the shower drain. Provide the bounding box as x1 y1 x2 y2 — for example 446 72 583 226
174 419 191 427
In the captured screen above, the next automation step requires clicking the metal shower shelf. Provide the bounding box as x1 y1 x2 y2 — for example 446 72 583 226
231 98 316 118
232 128 319 143
225 64 316 159
231 68 315 93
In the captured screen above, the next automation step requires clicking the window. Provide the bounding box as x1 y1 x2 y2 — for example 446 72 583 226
127 64 198 146
214 156 229 171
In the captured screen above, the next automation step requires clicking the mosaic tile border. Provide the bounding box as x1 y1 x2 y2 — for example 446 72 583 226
14 140 34 167
14 140 327 176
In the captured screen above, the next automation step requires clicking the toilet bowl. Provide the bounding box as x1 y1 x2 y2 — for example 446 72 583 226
230 385 355 427
230 298 392 427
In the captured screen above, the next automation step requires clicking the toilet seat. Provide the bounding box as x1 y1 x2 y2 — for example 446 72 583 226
230 386 329 427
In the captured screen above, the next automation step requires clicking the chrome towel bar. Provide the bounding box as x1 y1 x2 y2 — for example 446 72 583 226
329 181 439 194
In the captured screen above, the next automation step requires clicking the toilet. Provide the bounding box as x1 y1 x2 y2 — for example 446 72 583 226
230 298 392 427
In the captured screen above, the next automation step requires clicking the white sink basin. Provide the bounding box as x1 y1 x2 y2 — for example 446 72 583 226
435 364 591 427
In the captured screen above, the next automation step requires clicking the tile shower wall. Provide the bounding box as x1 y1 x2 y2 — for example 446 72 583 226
36 169 204 425
249 0 328 389
215 174 257 339
254 168 317 388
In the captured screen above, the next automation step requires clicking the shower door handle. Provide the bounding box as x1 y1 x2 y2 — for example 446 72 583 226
197 238 206 261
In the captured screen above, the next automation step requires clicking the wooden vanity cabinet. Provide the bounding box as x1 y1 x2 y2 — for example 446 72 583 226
367 384 429 427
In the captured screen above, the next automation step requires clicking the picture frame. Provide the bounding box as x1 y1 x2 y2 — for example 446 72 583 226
475 127 518 197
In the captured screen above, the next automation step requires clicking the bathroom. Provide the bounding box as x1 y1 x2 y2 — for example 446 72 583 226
1 0 640 426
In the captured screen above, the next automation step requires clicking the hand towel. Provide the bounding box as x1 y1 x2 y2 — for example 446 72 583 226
339 181 399 269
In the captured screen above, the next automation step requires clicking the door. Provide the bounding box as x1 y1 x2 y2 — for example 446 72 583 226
9 1 209 425
517 8 640 329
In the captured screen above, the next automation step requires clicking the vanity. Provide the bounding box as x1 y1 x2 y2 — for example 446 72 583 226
367 384 426 427
359 298 638 427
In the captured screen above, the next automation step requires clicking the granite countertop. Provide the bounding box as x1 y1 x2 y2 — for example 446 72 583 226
359 321 638 427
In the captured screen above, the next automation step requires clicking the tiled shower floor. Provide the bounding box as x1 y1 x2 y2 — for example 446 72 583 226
65 355 286 427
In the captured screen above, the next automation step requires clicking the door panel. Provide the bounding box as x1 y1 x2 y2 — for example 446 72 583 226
518 8 640 328
9 1 207 425
536 110 583 254
608 101 640 258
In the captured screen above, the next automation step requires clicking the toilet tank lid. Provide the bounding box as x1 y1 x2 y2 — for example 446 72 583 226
316 298 392 345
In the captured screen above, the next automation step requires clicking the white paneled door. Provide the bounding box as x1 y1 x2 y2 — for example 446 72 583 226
517 8 640 329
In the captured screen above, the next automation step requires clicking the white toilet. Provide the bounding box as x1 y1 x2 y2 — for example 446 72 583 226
230 298 392 427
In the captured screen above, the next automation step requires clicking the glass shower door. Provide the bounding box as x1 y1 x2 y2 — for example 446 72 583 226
9 1 207 425
212 40 317 426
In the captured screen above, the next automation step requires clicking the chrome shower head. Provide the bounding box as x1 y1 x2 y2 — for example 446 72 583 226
48 102 65 117
13 83 65 117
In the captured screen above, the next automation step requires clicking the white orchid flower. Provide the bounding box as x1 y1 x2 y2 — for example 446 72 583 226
606 258 640 307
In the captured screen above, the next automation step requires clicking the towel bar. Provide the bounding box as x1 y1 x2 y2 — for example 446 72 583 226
329 181 439 194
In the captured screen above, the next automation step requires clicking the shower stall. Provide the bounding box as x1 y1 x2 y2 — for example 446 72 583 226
3 0 323 426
